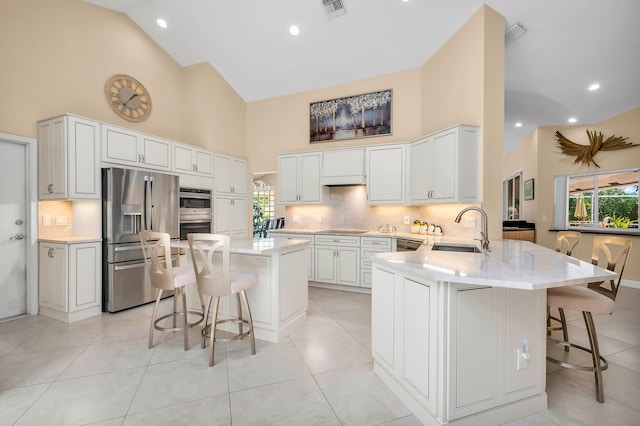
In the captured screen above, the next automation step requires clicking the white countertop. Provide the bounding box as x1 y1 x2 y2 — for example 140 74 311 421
173 237 309 255
38 236 102 243
371 239 616 290
268 228 434 240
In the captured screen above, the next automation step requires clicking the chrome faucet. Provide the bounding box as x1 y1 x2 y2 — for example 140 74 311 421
455 207 490 252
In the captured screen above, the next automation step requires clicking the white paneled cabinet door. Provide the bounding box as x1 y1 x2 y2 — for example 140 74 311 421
172 143 195 174
366 144 405 205
69 243 101 312
314 246 337 282
432 129 457 202
140 135 171 171
408 136 433 204
214 154 232 193
195 150 213 176
213 196 232 235
231 158 247 196
67 116 100 199
38 243 68 313
278 153 324 205
372 265 395 370
102 125 140 167
38 117 66 199
278 155 299 204
299 153 322 203
232 197 248 236
336 247 359 286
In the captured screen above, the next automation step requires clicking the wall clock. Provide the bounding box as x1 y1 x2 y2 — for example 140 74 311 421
104 74 151 122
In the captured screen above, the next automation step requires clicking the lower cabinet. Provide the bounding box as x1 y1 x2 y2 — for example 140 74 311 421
268 233 315 281
360 236 392 288
39 241 102 322
314 235 360 287
371 264 546 424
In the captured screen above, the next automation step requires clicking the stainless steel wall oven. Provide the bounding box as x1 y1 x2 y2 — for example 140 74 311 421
179 187 212 240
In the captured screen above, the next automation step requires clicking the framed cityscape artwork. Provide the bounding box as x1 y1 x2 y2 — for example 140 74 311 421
310 89 392 142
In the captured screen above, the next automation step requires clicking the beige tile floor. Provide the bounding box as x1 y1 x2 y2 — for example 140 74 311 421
1 286 639 425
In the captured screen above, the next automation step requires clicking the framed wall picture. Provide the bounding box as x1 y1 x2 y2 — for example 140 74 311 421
524 179 535 200
310 89 392 142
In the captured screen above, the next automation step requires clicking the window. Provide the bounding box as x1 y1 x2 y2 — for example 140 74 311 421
253 180 274 235
555 168 639 231
503 172 522 220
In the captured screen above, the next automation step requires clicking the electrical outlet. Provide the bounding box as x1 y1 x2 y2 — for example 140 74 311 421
316 215 322 223
517 348 529 370
541 214 548 222
292 215 300 223
403 215 410 225
464 216 475 228
42 215 51 227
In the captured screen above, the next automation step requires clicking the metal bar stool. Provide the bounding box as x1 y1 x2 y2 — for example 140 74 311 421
548 231 582 340
547 236 631 402
140 231 204 351
187 233 258 366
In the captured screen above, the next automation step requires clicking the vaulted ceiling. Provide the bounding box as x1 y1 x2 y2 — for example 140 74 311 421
86 0 640 154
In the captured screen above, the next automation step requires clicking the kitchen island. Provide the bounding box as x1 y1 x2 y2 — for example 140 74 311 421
175 237 309 343
370 239 616 426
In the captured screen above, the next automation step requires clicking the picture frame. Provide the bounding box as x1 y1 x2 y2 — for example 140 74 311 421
310 89 392 143
524 179 535 200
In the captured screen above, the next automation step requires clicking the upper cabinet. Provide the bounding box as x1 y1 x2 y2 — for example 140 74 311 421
214 154 247 196
101 124 171 171
320 148 366 186
278 152 327 205
173 142 213 177
408 125 480 204
366 144 405 205
38 115 100 200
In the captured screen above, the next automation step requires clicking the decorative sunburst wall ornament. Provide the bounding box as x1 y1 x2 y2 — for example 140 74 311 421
555 130 638 168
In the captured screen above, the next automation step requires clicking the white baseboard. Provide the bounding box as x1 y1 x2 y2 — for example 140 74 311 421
622 279 640 289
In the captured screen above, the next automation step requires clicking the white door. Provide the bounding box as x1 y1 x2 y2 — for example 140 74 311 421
0 141 28 320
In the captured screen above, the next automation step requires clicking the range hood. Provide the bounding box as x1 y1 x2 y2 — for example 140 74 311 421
320 175 366 186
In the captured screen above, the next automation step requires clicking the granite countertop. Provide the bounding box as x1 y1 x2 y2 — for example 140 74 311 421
38 236 102 243
173 237 309 255
371 239 616 291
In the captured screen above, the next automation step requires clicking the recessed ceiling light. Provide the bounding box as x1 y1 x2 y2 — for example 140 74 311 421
289 25 300 36
401 0 411 3
568 117 578 123
156 18 167 29
515 122 523 127
588 83 600 91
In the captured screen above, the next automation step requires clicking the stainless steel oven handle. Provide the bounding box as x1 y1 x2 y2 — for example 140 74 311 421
114 245 143 252
114 263 146 271
179 193 211 199
180 218 212 223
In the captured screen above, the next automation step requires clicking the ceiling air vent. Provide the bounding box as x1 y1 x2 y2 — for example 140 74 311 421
505 21 528 45
323 0 347 19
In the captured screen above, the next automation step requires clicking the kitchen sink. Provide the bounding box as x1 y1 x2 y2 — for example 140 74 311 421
431 242 481 253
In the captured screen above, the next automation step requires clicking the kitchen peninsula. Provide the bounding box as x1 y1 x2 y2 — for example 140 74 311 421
175 237 310 343
370 239 616 426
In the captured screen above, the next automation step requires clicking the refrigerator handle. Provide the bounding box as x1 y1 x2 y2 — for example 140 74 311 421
149 176 154 230
143 176 149 231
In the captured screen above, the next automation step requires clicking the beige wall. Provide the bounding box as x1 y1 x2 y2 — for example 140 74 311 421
245 69 423 174
0 0 244 154
533 107 640 282
504 128 539 222
420 5 505 239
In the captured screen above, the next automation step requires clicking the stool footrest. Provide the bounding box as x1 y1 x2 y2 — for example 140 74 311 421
154 310 204 332
202 319 252 343
546 338 608 372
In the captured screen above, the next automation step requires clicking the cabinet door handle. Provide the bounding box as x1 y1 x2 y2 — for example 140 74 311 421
141 154 145 163
48 248 54 257
195 164 198 172
48 183 53 193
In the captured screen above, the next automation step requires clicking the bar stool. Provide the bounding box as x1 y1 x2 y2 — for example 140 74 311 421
140 231 204 351
548 231 582 339
187 233 258 367
547 236 632 402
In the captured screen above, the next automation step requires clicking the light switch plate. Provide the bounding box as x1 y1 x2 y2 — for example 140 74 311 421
292 215 300 223
42 215 51 227
56 215 68 226
464 216 475 228
403 216 410 225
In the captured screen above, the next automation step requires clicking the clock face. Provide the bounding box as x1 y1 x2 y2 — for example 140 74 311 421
105 75 151 122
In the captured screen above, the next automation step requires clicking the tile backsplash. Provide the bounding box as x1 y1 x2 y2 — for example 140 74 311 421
284 186 478 239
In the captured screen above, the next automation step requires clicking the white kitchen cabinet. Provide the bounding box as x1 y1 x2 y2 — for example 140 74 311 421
314 235 360 287
38 115 100 200
213 195 248 236
39 241 102 322
408 125 480 204
268 233 315 281
214 154 247 196
360 236 392 288
320 147 366 185
173 142 213 177
278 152 327 205
101 124 171 171
366 144 405 205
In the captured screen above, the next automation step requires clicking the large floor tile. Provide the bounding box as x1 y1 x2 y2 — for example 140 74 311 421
227 342 310 392
10 323 104 354
606 345 640 373
59 337 153 380
569 308 640 346
545 371 640 425
327 307 371 334
310 289 371 313
229 376 339 425
499 412 561 426
548 323 635 357
288 311 346 341
314 363 411 426
123 394 231 425
0 384 48 425
0 347 84 390
293 332 372 374
128 356 229 414
92 318 152 344
378 415 426 426
14 367 145 426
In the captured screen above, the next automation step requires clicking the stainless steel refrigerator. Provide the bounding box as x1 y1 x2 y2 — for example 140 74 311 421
102 167 179 312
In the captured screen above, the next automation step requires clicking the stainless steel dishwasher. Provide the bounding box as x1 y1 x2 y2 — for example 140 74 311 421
396 237 423 252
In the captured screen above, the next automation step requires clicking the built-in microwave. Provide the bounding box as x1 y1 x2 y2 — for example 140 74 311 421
179 187 212 239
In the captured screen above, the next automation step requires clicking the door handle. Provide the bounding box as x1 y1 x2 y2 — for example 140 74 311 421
10 233 24 240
